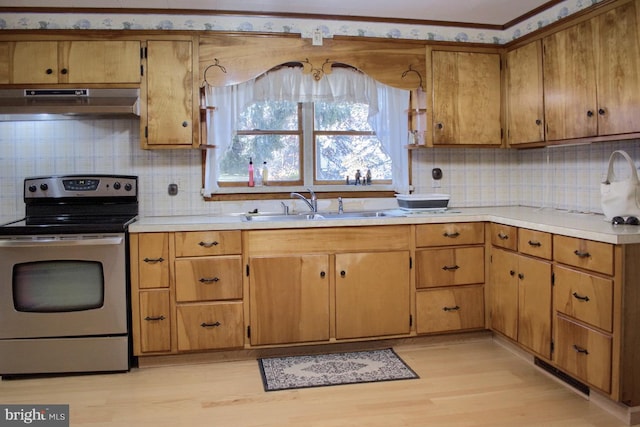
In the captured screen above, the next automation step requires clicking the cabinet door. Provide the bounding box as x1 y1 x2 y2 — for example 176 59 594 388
517 255 552 358
432 50 501 146
335 251 411 339
249 255 330 346
490 248 518 340
596 1 640 136
506 40 544 145
543 20 597 140
144 40 194 147
137 233 170 289
61 40 141 84
11 41 59 84
0 42 9 84
138 290 171 354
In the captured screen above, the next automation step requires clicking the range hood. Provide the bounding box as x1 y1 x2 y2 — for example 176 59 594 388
0 88 140 120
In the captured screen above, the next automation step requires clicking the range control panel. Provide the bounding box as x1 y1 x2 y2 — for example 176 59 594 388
24 175 138 199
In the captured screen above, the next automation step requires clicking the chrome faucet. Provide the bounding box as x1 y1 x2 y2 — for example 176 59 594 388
338 197 344 214
290 189 317 212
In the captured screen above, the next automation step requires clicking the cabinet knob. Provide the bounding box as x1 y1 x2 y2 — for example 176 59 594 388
45 68 53 75
587 110 594 117
518 273 524 280
509 270 516 276
320 271 326 278
182 121 189 127
436 122 444 130
535 119 542 126
340 270 346 277
598 108 606 116
60 68 68 75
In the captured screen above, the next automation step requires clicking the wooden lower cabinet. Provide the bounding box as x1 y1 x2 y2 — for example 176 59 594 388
416 286 484 334
490 247 552 359
176 302 244 351
249 255 330 346
335 251 411 340
138 290 172 354
555 315 612 393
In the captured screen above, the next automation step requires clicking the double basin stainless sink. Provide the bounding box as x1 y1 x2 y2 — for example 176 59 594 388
244 211 393 222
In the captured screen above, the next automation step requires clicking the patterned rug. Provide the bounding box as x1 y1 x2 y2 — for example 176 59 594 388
258 348 419 391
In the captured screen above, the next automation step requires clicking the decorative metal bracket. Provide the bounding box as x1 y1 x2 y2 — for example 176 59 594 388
202 58 228 86
401 64 423 89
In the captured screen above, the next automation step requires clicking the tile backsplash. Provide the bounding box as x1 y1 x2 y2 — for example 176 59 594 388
0 118 638 221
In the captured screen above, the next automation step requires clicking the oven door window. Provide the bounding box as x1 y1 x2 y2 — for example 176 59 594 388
13 260 105 312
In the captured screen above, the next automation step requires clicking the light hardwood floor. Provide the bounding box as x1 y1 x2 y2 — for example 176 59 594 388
0 336 628 426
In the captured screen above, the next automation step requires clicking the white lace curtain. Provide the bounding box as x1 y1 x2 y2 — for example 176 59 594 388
203 67 409 195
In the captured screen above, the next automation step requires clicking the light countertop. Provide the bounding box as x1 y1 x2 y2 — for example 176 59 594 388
129 206 640 245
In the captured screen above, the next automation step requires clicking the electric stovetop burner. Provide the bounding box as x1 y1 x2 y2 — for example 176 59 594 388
1 174 138 235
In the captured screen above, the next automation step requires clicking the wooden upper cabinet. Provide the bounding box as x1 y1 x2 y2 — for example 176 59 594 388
595 1 640 136
430 49 502 146
505 40 545 145
543 1 640 141
142 40 196 148
5 40 140 85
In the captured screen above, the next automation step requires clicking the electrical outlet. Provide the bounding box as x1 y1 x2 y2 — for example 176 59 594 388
312 29 323 46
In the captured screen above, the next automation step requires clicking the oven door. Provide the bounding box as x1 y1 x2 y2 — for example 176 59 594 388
0 234 127 339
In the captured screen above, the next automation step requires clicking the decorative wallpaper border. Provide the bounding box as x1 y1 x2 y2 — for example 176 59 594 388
0 0 602 44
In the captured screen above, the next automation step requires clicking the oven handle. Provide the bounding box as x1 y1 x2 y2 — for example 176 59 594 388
0 236 123 247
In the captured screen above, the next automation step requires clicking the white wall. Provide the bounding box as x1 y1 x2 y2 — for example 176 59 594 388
0 117 638 222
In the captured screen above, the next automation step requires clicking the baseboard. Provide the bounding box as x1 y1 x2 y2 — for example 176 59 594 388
492 333 640 426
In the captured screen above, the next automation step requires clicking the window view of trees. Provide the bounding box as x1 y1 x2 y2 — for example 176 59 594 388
218 100 392 186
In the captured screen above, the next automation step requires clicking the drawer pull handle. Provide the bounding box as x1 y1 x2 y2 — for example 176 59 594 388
199 241 219 248
443 231 460 238
572 292 590 302
199 277 220 283
573 344 589 355
574 250 590 258
201 321 221 328
143 257 164 263
144 315 166 321
443 305 460 312
498 232 509 240
442 265 460 271
528 240 541 247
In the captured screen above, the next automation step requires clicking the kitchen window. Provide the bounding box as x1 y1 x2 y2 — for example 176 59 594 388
217 100 392 187
203 66 409 197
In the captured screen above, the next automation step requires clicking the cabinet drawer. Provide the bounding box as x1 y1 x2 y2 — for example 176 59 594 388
416 247 484 288
553 235 614 275
554 266 613 332
175 231 241 257
176 302 244 351
518 228 552 260
175 256 243 302
490 223 517 250
138 290 171 354
416 222 484 247
555 316 612 393
137 233 170 289
416 286 485 334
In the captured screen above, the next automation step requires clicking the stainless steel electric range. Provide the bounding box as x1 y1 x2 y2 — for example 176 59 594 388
0 175 138 377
